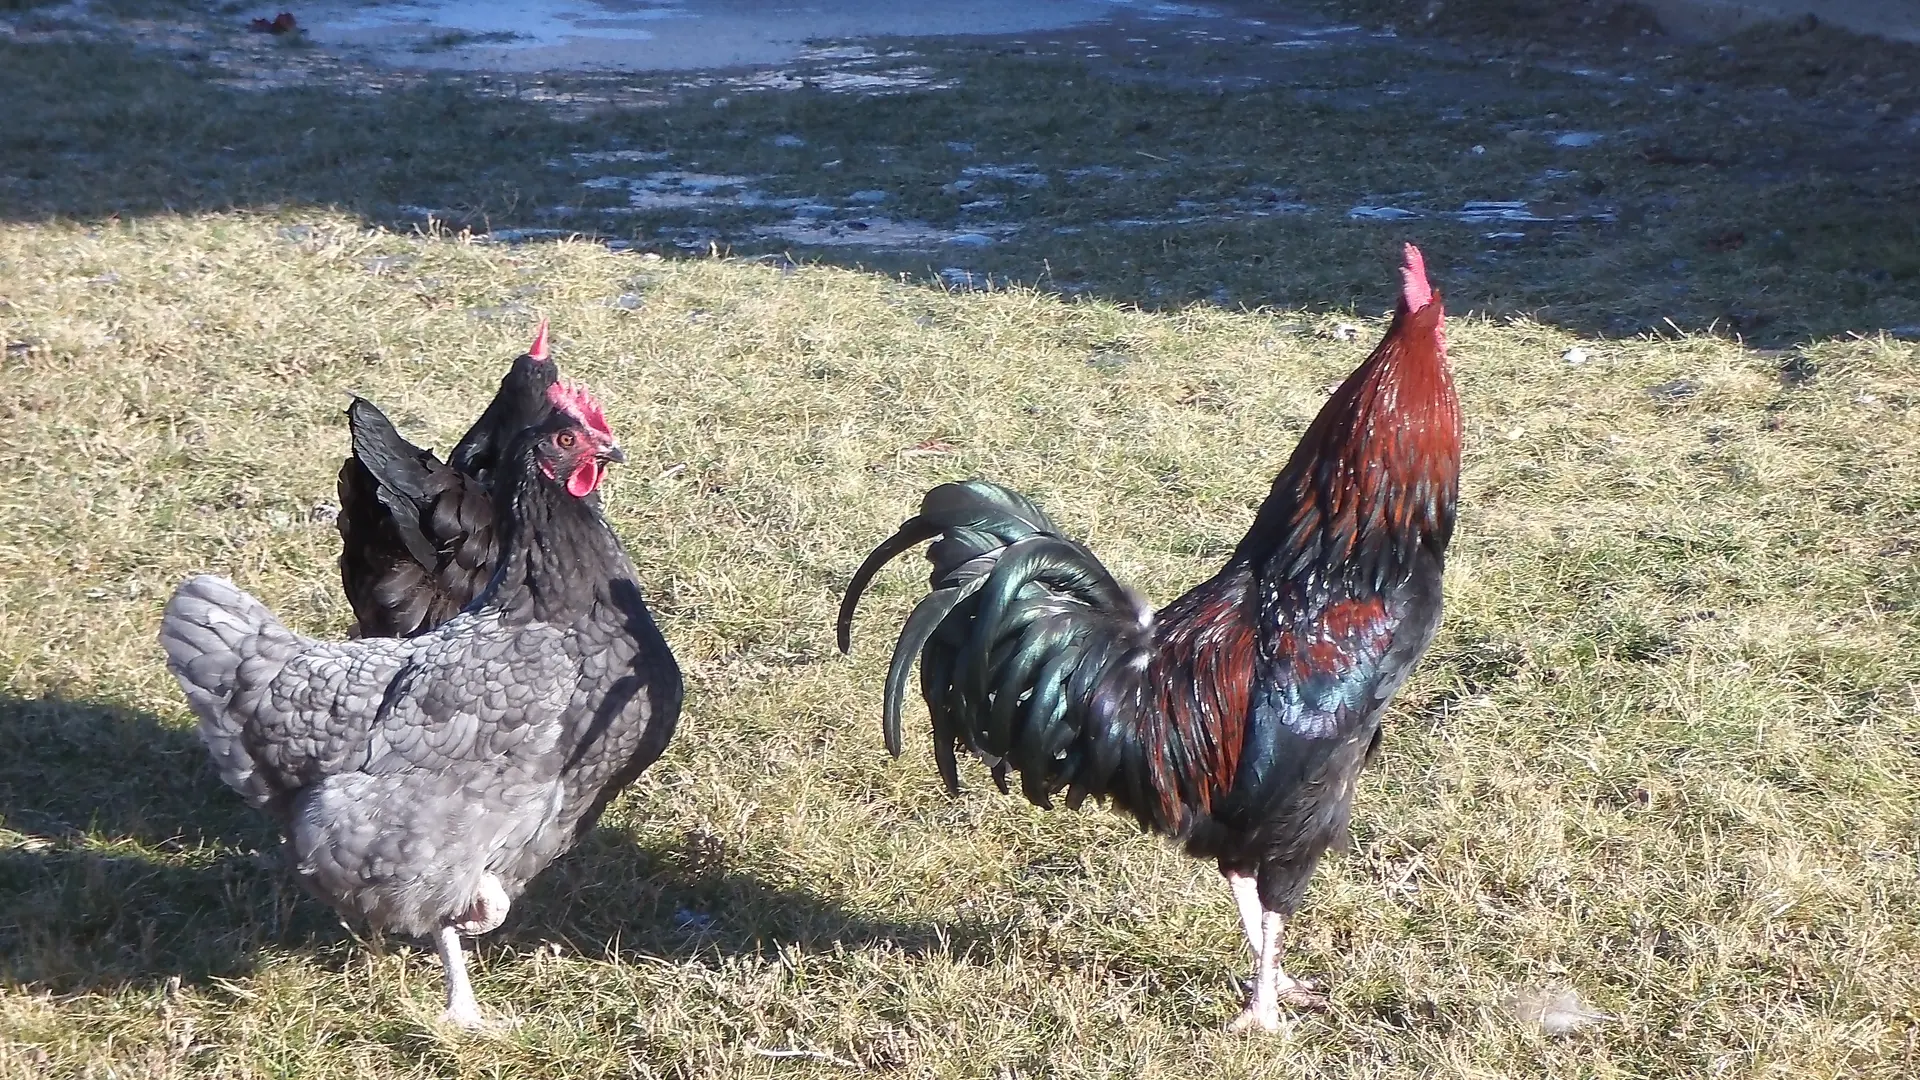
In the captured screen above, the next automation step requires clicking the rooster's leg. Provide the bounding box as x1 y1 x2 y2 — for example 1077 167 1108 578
1229 910 1328 1032
1229 911 1287 1032
435 924 486 1030
1223 869 1263 961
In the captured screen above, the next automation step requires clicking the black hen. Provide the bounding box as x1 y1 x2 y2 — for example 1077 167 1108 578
336 323 557 638
838 244 1462 1030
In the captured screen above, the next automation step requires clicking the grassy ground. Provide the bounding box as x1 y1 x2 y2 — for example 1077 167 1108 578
3 1 1920 1078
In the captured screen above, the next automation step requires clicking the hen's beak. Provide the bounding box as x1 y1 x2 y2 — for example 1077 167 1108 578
600 445 627 465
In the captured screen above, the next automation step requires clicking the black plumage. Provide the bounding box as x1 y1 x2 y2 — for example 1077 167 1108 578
335 325 557 638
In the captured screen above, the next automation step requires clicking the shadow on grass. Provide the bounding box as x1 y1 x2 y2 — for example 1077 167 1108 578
3 26 1917 344
0 694 261 849
0 695 1022 992
510 826 1021 969
0 694 292 992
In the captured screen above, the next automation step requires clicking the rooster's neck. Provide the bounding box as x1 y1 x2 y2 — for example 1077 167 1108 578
1234 299 1461 595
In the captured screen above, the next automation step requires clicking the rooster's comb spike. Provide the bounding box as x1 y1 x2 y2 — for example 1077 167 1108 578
528 319 550 362
1399 243 1433 313
546 379 612 438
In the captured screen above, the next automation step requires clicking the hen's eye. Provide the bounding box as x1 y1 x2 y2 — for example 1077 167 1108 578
557 432 577 449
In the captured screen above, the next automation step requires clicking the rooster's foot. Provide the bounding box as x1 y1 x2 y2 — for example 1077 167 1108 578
1228 1003 1283 1033
1275 975 1328 1009
1229 974 1327 1032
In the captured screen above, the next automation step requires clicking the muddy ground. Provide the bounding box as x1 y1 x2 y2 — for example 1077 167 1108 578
2 0 1917 343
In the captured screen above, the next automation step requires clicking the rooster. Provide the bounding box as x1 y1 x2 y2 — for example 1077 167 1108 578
336 322 556 638
837 244 1460 1031
161 380 682 1029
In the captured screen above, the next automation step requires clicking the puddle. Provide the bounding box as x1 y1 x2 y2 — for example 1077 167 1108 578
298 0 1211 73
733 66 954 94
1348 205 1421 220
586 171 786 211
758 217 1017 250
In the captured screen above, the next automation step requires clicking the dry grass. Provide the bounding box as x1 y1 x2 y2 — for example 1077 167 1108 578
1 211 1917 1078
3 0 1920 1074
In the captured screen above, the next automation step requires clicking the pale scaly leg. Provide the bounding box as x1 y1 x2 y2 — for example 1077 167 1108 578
1224 870 1263 963
452 875 511 936
435 924 486 1030
1229 911 1286 1032
1229 909 1328 1032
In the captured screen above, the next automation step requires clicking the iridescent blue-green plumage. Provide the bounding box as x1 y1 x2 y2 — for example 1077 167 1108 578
839 244 1464 1024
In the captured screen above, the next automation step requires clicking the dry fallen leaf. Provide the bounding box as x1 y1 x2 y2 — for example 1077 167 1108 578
1506 986 1615 1035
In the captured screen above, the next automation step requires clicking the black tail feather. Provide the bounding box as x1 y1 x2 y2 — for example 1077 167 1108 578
838 480 1153 807
345 397 441 569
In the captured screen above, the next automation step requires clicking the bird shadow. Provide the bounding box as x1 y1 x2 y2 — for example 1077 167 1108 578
0 693 297 993
0 693 1023 994
0 693 264 850
502 825 1019 969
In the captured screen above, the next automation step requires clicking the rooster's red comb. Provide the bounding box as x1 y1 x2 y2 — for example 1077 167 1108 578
546 379 612 438
1399 243 1434 313
528 319 550 362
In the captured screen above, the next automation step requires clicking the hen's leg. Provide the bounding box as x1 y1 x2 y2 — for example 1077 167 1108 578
435 925 485 1030
452 875 511 936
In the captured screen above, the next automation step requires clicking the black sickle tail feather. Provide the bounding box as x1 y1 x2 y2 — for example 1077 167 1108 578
838 480 1153 808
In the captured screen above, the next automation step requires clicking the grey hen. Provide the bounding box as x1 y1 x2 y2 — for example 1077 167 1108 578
160 379 682 1029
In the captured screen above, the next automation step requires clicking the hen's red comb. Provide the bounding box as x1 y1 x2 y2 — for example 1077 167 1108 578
546 379 611 437
528 319 550 362
1399 243 1433 312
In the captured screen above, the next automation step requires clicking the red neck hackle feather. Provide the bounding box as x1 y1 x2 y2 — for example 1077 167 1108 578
1240 242 1463 579
528 319 551 362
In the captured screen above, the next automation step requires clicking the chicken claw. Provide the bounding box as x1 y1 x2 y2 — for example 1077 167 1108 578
451 875 511 936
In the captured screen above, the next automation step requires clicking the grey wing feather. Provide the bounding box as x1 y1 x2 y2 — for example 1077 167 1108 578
162 575 569 811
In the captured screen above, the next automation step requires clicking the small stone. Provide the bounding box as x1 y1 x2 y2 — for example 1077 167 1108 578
1562 346 1589 365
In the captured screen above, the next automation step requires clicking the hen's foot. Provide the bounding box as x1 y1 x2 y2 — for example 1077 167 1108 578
451 875 511 936
437 1006 520 1033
